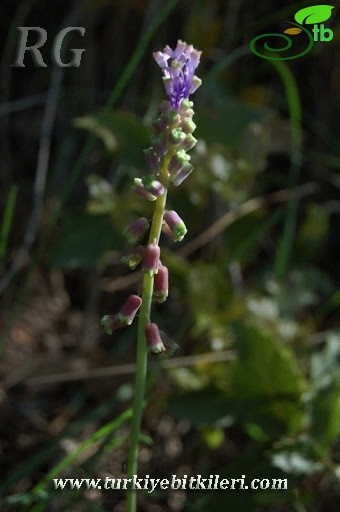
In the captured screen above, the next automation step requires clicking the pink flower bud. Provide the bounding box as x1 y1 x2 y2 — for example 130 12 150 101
142 175 165 197
132 178 157 201
145 323 166 355
123 217 150 244
121 245 145 270
179 99 194 117
181 118 196 134
101 314 124 334
116 294 142 325
163 210 187 241
142 242 160 276
168 150 190 175
189 75 202 94
151 134 168 156
153 265 169 303
159 100 172 113
169 128 186 146
162 76 174 96
170 162 194 186
143 148 161 174
152 115 169 132
162 221 178 241
166 111 181 127
178 134 197 152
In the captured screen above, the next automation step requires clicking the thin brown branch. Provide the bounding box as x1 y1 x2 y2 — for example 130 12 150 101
100 182 318 292
178 182 318 258
24 350 236 387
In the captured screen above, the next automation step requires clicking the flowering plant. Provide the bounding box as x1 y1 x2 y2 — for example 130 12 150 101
101 40 202 512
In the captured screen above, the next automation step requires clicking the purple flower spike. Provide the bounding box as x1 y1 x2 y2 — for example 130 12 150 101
153 40 202 110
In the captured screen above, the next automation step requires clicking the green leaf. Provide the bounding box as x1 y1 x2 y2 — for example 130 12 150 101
309 334 340 451
49 213 122 269
196 100 272 148
73 116 118 152
229 322 305 436
294 5 334 25
75 109 150 169
168 387 229 426
310 385 340 452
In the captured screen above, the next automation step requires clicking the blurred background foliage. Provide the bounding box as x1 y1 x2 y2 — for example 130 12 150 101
0 0 339 511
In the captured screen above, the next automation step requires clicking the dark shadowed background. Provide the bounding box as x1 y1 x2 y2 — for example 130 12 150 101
0 1 339 511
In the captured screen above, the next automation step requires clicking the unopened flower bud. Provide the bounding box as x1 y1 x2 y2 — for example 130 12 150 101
101 314 124 334
132 178 157 201
169 128 186 146
189 75 202 94
153 265 169 303
179 99 194 117
121 245 145 270
162 221 177 241
166 111 181 127
123 217 150 244
145 323 166 355
162 76 174 96
163 210 187 241
143 148 160 174
178 134 197 152
168 150 190 175
142 242 160 276
170 162 194 186
152 115 169 132
159 100 172 113
151 134 168 156
181 118 196 134
116 294 142 325
142 175 164 197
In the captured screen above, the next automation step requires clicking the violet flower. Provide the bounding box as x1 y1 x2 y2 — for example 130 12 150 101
153 40 202 110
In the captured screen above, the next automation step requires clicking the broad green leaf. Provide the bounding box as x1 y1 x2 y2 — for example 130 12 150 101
196 100 272 148
73 116 118 152
75 109 150 169
168 387 230 426
229 322 305 435
309 334 340 451
294 5 334 25
310 386 340 452
48 213 122 268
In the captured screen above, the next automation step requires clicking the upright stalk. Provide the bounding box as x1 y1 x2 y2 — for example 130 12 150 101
126 156 171 512
101 40 202 512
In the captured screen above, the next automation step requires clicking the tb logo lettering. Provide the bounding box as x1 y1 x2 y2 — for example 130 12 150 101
250 4 334 60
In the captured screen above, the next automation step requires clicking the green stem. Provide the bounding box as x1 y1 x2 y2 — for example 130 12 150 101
126 155 171 512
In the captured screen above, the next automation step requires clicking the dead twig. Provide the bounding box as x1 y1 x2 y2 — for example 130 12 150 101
101 182 318 292
24 350 236 387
